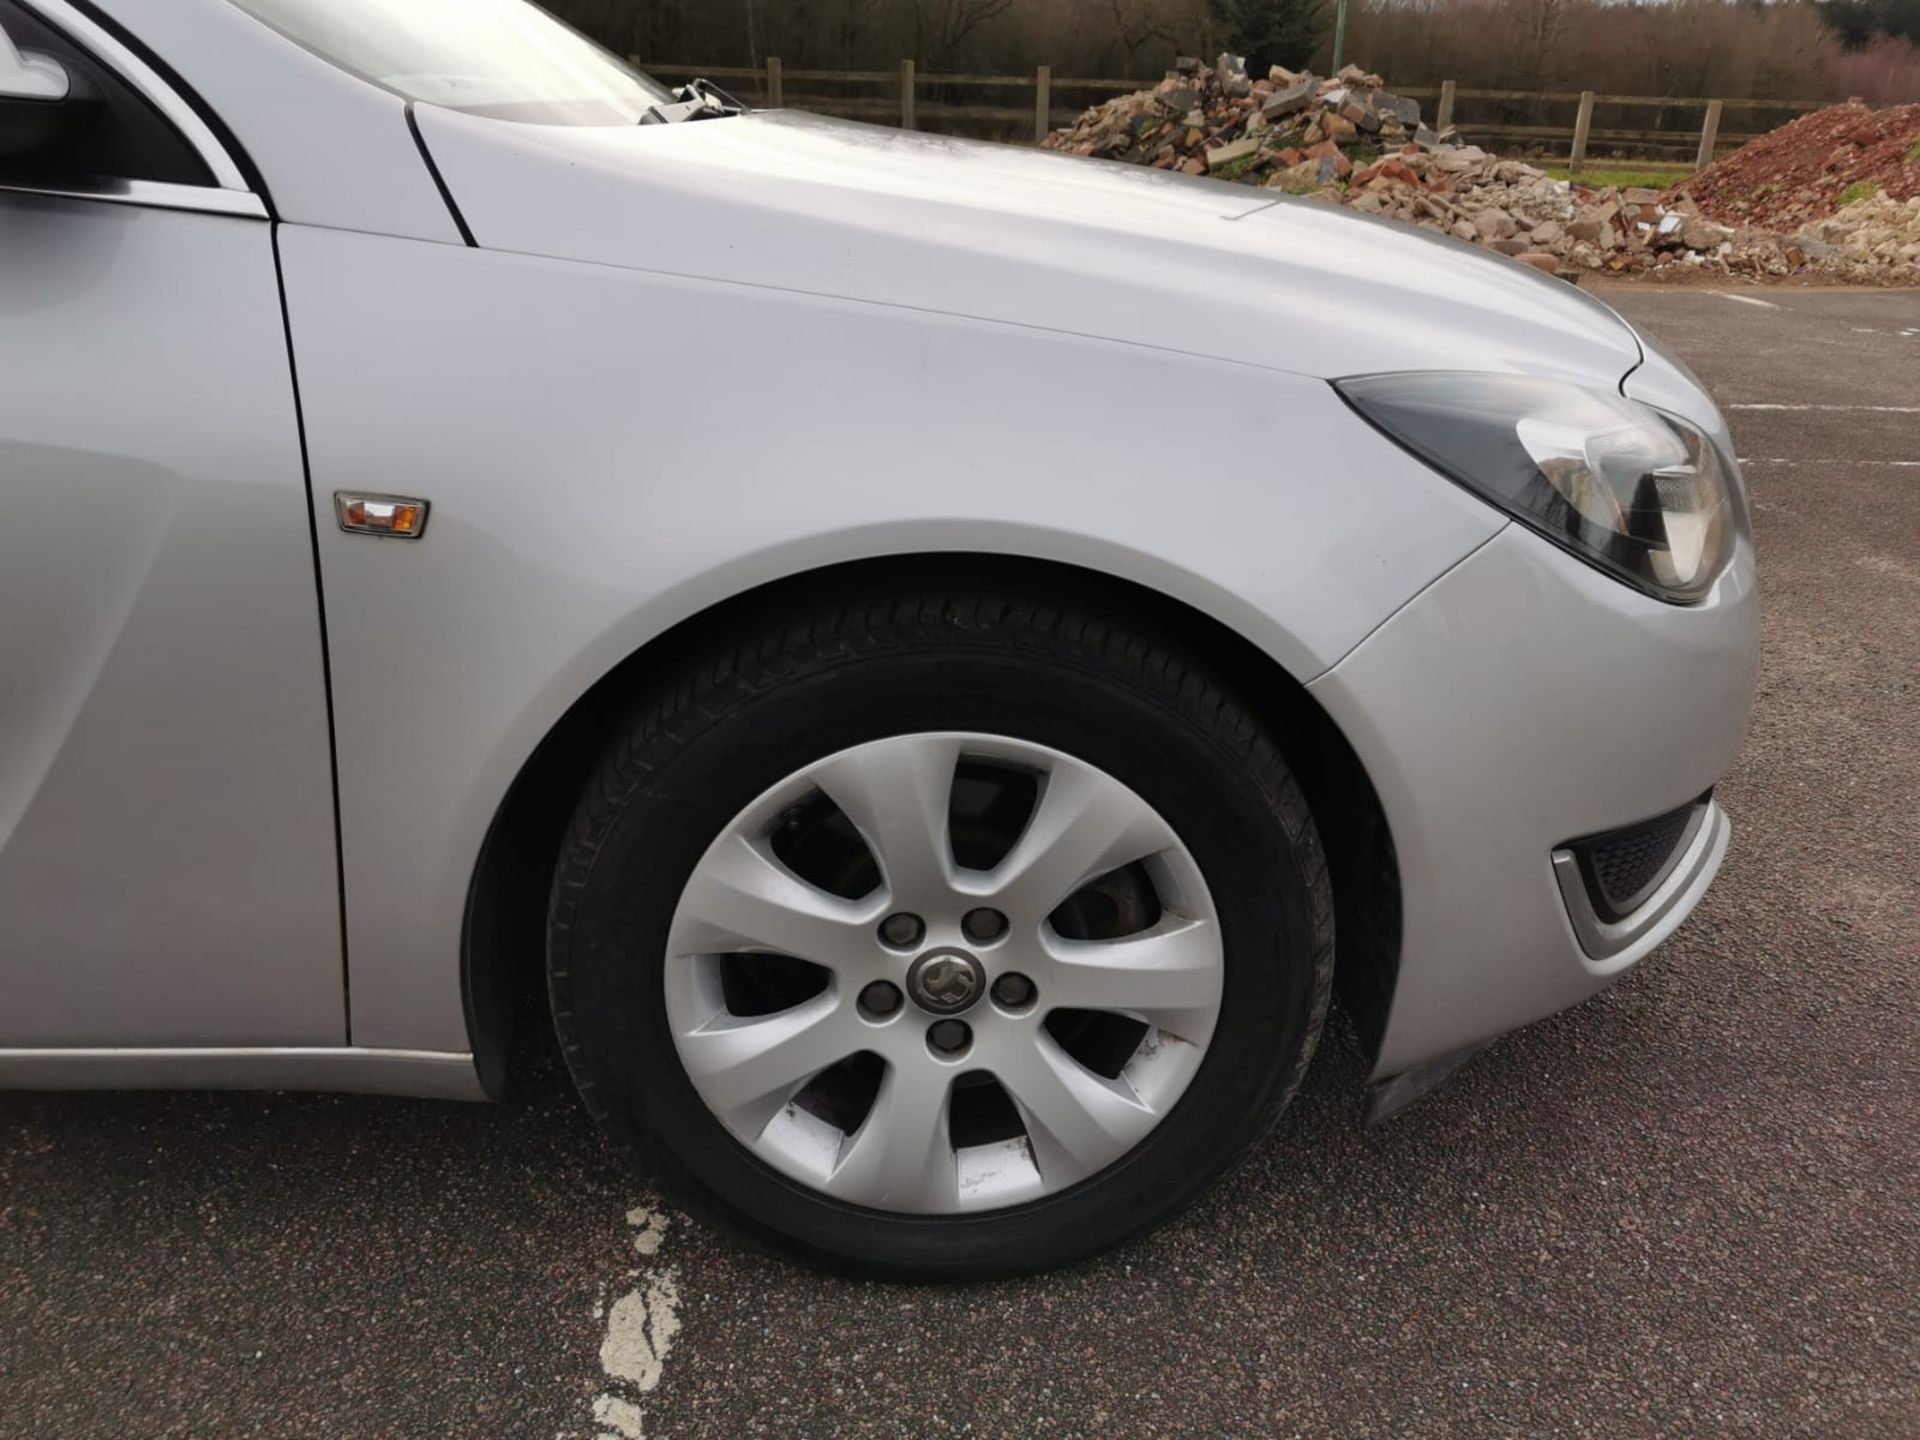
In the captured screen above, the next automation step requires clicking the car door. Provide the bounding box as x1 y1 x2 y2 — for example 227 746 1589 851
0 0 342 1047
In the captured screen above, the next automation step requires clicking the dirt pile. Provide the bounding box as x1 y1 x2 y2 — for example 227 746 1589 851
1673 102 1920 229
1043 58 1918 283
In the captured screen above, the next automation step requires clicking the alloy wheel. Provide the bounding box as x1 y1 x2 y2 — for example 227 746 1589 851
663 732 1224 1214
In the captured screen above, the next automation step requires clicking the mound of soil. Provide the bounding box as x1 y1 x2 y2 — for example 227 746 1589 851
1674 102 1920 228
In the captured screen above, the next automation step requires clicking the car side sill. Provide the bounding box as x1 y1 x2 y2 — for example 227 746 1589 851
0 1046 487 1100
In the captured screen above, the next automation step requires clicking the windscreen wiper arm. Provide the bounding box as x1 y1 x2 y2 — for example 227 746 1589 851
640 78 748 124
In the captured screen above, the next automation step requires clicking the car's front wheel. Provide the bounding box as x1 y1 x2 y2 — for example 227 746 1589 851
547 582 1333 1278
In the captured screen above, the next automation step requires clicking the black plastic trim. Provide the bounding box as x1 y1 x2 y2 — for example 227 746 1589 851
406 103 475 247
270 221 353 1042
61 0 276 212
1565 789 1714 924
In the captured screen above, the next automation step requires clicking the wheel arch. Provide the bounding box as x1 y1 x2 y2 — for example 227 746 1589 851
461 553 1401 1098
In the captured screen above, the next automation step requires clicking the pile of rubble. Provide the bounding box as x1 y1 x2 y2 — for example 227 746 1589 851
1795 189 1920 274
1042 52 1438 186
1674 101 1920 229
1043 54 1920 283
1665 100 1920 282
1340 149 1749 278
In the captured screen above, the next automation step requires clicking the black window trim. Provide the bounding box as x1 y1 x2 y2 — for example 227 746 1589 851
5 0 266 218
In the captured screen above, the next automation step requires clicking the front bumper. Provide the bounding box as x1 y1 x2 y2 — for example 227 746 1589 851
1308 519 1758 1080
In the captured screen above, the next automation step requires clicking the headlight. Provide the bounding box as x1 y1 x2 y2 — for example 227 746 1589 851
1338 372 1737 603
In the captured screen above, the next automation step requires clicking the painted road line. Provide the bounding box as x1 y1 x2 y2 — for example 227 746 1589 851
1729 403 1920 414
580 1202 684 1440
1737 457 1920 467
1709 292 1781 309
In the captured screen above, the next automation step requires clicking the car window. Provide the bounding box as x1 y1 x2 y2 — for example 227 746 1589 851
0 0 213 186
225 0 674 125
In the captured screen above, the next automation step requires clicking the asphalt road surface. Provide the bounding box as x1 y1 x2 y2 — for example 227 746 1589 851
3 285 1916 1440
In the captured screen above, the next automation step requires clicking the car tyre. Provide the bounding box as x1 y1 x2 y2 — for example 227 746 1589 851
547 581 1334 1278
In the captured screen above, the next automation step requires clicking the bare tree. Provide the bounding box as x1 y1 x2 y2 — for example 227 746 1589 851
548 0 1878 111
833 0 893 70
604 0 686 64
1517 0 1566 78
914 0 1017 70
1108 0 1179 67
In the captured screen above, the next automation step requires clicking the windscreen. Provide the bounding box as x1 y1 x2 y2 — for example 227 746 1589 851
226 0 674 124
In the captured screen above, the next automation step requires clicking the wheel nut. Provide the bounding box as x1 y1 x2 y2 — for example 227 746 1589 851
927 1019 971 1056
961 907 1008 944
878 912 924 949
991 972 1035 1009
859 981 903 1017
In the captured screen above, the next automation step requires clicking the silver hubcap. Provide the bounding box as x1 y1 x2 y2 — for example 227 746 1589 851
664 732 1223 1215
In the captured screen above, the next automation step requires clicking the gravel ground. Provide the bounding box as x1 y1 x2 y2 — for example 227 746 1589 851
2 286 1916 1440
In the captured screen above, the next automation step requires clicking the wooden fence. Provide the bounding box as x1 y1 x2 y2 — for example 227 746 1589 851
640 60 1864 172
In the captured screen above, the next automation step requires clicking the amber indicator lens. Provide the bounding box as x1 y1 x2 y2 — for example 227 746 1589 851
334 492 429 539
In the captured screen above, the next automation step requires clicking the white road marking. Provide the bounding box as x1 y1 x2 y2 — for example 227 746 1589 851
600 1272 683 1391
1738 457 1920 467
577 1202 685 1440
1709 291 1780 309
1729 403 1920 414
628 1205 670 1257
592 1394 647 1439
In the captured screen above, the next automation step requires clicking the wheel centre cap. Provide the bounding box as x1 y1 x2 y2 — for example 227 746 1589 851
905 948 986 1016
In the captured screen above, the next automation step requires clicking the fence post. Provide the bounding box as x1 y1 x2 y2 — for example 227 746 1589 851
1695 98 1722 170
901 59 916 129
1034 64 1051 144
1436 79 1456 132
766 56 783 109
1570 90 1594 174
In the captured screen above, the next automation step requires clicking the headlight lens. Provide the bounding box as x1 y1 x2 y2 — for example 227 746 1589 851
1338 372 1736 603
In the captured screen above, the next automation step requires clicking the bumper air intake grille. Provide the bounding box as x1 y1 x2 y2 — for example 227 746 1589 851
1569 793 1711 923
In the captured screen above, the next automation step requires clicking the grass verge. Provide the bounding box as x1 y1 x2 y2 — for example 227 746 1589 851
1540 164 1688 189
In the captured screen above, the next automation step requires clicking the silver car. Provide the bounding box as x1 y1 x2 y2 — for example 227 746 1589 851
0 0 1756 1277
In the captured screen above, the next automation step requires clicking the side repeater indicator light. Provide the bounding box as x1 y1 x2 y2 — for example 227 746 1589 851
335 492 429 539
